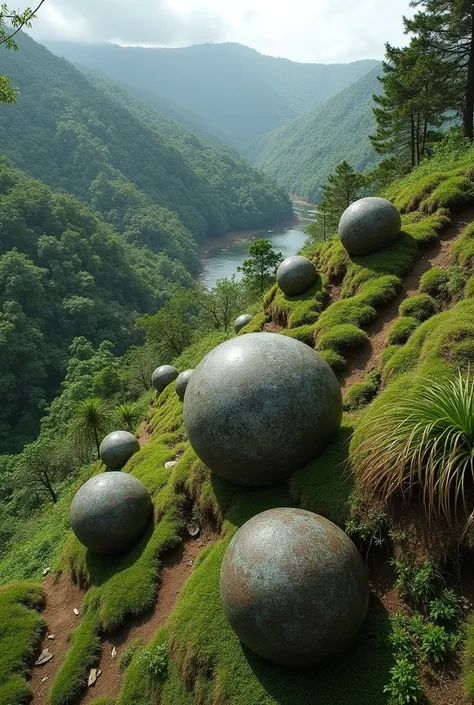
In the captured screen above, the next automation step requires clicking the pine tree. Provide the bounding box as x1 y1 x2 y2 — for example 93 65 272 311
238 239 283 294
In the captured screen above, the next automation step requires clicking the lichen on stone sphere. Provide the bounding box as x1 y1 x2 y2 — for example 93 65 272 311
70 472 153 555
339 197 401 256
151 365 179 393
276 255 318 296
234 313 253 334
175 369 194 401
183 332 342 486
220 508 369 666
99 430 140 470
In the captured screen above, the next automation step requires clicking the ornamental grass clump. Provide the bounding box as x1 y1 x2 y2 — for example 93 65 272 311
352 371 474 524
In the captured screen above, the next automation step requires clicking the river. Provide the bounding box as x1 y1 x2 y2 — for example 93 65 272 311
199 202 316 289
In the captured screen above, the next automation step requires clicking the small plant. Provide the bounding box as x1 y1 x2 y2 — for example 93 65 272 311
419 622 451 664
388 317 419 345
389 615 413 657
392 559 441 606
138 643 169 682
345 505 388 553
343 370 380 411
116 402 142 434
383 657 423 704
429 589 462 624
119 638 144 672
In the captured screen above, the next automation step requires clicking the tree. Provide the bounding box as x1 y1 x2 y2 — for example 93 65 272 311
116 402 142 433
71 397 111 459
406 0 474 140
191 277 247 332
137 288 197 362
15 435 70 504
238 239 283 294
1 2 46 103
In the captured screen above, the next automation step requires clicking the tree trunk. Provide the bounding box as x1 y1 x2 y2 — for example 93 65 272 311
410 114 416 170
94 427 100 459
416 112 421 166
463 6 474 140
42 472 58 504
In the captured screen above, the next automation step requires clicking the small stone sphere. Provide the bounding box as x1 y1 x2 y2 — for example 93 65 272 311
183 333 342 486
339 197 401 256
152 365 179 393
175 369 194 401
70 472 153 555
99 431 140 470
220 508 369 666
276 255 318 296
234 314 253 334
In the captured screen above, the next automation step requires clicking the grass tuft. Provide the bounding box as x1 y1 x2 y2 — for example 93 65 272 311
399 294 437 322
344 371 381 412
388 317 419 345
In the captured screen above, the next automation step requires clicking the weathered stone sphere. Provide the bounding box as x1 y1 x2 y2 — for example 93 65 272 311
276 255 318 296
99 431 140 470
152 365 178 393
175 369 194 401
220 508 369 666
234 314 253 334
339 197 401 256
70 472 153 555
183 333 342 486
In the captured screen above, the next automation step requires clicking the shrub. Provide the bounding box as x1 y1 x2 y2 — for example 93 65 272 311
344 371 380 411
352 371 474 524
420 268 449 300
392 559 441 606
388 317 419 345
383 657 423 705
119 639 144 673
429 589 462 624
138 644 168 682
419 623 452 664
399 294 437 322
318 324 368 354
318 349 347 372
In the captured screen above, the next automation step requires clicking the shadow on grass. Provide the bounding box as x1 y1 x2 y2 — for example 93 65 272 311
244 597 392 705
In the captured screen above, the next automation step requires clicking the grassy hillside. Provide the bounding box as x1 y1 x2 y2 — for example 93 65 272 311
249 66 381 202
0 32 293 249
43 40 378 149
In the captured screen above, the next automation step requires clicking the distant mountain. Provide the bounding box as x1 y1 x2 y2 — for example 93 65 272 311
0 31 292 266
42 40 379 149
248 66 382 202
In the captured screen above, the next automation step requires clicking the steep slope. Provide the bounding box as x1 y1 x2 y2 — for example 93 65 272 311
0 32 292 259
249 66 382 202
42 40 379 149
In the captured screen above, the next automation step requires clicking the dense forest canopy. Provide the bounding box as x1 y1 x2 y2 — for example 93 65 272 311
43 40 379 150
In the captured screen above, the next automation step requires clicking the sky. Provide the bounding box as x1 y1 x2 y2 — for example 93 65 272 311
30 0 415 64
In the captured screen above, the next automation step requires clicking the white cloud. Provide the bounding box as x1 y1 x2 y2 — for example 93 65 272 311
30 0 415 63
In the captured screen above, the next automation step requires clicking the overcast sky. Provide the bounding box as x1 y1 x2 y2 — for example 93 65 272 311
30 0 415 63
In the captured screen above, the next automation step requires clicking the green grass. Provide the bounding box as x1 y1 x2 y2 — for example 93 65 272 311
344 371 381 411
387 317 419 345
399 294 437 322
0 583 45 705
319 348 347 371
318 324 368 354
279 323 317 346
464 613 474 696
264 277 327 329
420 267 450 300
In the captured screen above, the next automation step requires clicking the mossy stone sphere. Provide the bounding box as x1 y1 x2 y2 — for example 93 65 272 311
339 197 401 256
220 508 369 666
276 255 318 296
152 365 179 393
183 332 342 486
70 473 152 555
175 369 194 401
99 431 140 470
234 314 253 334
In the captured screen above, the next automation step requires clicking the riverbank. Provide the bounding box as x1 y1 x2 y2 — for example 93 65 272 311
199 217 300 255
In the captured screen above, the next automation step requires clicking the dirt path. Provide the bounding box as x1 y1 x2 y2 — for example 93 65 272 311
30 574 84 704
339 210 474 392
136 419 153 447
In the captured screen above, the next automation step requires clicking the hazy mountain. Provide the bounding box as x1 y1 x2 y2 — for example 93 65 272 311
42 40 379 149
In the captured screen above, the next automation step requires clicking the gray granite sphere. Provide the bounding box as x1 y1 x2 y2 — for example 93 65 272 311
339 197 401 256
152 365 179 393
99 431 140 470
276 255 318 296
183 332 342 486
234 314 253 334
70 472 153 555
220 508 369 666
175 369 194 402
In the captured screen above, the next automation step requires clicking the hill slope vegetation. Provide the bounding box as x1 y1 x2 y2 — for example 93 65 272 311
43 40 378 149
249 66 382 202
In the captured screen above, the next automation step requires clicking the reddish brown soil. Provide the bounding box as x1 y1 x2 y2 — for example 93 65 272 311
30 574 84 704
137 420 152 448
339 210 474 392
263 321 282 333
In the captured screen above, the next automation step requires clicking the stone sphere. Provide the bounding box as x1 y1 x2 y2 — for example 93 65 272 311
276 255 318 296
152 365 179 393
70 472 153 555
99 431 140 470
234 314 253 334
175 369 194 401
183 332 342 486
339 197 401 256
220 508 369 666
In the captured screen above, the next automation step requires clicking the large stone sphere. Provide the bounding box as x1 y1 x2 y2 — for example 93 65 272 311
220 508 369 666
234 314 253 334
152 365 178 393
339 197 401 256
99 431 140 470
175 369 194 401
70 473 153 555
276 255 318 296
183 333 342 486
